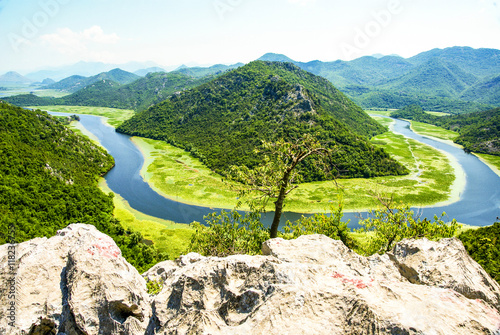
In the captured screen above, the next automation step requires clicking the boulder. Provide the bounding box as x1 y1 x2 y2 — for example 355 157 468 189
0 224 151 335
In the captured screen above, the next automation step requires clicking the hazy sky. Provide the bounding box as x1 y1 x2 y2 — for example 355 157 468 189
1 0 499 74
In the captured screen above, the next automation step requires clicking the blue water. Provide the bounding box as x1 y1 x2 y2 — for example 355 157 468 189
51 112 500 227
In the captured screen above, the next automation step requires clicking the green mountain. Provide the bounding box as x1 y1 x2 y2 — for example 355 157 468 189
266 47 500 113
43 68 140 93
117 61 408 180
4 71 214 111
382 58 478 97
0 101 165 271
392 105 500 156
407 46 500 77
461 75 500 106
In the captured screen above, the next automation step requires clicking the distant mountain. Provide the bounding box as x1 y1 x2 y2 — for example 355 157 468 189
407 46 500 77
41 78 56 85
43 68 140 93
43 75 88 92
0 71 33 84
258 53 295 63
371 53 400 59
176 63 244 78
4 71 215 111
26 60 167 82
134 67 166 76
117 61 407 180
382 58 479 97
260 46 500 113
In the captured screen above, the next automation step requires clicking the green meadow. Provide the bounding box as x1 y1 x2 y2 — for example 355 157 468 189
409 121 459 141
32 105 135 128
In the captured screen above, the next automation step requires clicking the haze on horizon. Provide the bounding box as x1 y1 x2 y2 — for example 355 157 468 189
0 0 499 74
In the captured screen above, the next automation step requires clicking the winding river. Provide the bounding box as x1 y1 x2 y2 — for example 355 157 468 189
51 112 500 227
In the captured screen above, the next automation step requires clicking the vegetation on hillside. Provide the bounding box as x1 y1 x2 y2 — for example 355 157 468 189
117 61 408 181
458 221 500 283
391 105 500 156
43 68 140 93
4 72 214 112
0 102 166 272
280 47 500 113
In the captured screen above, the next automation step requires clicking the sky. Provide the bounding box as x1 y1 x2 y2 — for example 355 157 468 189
0 0 499 74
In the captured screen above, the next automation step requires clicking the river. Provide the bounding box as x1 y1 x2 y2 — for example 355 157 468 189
50 112 500 227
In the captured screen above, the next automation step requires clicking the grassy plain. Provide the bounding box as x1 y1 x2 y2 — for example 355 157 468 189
409 121 459 141
33 105 135 127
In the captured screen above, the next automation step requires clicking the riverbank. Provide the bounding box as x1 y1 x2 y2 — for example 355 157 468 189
98 179 193 259
407 118 500 178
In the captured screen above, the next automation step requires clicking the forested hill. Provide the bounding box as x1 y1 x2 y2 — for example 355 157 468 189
3 71 213 112
118 61 408 180
0 102 165 272
391 105 500 156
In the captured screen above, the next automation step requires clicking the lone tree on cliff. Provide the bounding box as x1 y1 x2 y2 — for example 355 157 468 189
230 134 332 238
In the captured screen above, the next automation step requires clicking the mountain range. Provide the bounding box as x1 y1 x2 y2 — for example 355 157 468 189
2 46 500 114
258 46 500 112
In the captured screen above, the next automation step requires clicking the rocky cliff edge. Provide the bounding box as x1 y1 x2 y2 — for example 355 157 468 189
1 224 500 334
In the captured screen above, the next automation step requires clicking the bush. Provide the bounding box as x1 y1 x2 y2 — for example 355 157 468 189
458 221 500 284
357 195 458 255
187 210 269 257
283 200 356 249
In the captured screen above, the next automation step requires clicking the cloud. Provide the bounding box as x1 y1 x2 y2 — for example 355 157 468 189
40 25 119 55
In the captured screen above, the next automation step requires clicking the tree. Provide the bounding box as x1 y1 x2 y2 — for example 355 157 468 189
357 194 458 254
230 134 331 238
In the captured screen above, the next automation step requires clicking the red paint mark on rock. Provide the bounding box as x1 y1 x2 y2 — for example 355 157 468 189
86 238 121 258
331 272 371 289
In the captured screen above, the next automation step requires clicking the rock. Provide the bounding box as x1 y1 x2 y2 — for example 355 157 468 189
151 235 500 334
389 237 500 311
0 224 151 335
2 227 500 334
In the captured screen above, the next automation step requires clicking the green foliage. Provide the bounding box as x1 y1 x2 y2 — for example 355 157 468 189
230 134 331 238
187 210 269 257
357 195 458 255
283 198 356 249
146 279 164 295
458 221 500 284
392 105 500 156
0 101 165 273
117 61 407 181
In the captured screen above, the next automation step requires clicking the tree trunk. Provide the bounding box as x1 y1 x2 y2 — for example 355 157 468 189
269 167 293 238
270 191 286 238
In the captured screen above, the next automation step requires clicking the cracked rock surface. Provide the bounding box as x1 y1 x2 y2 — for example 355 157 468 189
1 225 500 334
